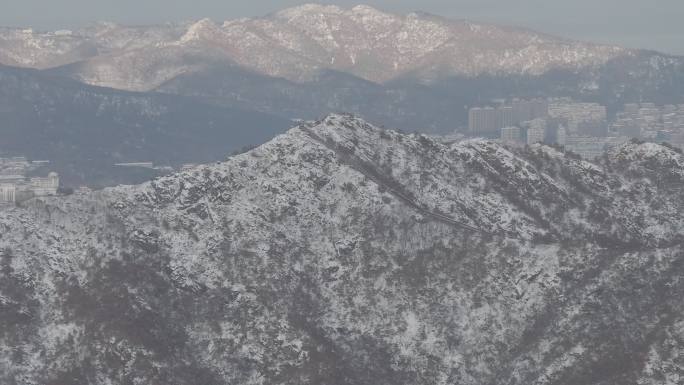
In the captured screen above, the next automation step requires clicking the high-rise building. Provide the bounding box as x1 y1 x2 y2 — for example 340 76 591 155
500 126 522 144
30 172 59 197
469 99 549 136
468 107 482 134
468 107 500 135
0 184 16 203
525 119 547 145
499 106 514 128
556 126 567 146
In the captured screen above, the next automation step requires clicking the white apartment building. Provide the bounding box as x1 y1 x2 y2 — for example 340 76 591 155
0 184 16 203
527 127 546 145
30 172 60 196
556 126 568 146
500 126 522 144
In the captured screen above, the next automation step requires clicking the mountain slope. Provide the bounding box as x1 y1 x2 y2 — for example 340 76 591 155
0 64 291 187
1 115 682 384
155 50 684 134
155 66 473 133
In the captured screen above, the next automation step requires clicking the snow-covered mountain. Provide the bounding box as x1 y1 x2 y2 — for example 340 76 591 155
0 4 630 90
1 115 683 384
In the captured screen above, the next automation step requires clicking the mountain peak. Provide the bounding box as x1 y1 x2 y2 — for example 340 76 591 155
273 3 346 19
351 4 379 11
350 4 388 15
273 4 398 23
296 113 387 145
179 18 220 43
610 140 684 180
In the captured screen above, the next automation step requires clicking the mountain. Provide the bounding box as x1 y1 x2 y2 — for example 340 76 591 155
154 51 684 133
0 64 291 187
155 66 473 133
1 115 682 384
0 27 97 69
0 4 629 90
1 5 683 134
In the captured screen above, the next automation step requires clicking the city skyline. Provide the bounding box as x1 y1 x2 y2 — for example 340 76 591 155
0 0 682 55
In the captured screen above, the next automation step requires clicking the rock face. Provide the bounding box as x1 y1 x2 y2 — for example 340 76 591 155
1 115 683 384
0 4 627 90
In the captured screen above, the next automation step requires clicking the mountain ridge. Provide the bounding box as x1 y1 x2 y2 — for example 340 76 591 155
1 115 683 384
0 4 635 91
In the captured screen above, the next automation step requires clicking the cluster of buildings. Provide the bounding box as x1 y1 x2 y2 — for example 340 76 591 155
469 98 684 161
0 157 60 204
546 99 625 159
469 98 570 149
612 103 684 147
548 100 609 137
499 118 565 147
468 99 549 137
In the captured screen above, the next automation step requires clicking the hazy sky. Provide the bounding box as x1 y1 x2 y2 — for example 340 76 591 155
2 0 682 55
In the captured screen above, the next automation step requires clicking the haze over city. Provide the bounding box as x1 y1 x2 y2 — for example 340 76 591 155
2 0 683 55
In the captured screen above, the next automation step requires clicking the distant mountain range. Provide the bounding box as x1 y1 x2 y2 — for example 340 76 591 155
0 4 683 186
0 4 631 90
0 4 680 108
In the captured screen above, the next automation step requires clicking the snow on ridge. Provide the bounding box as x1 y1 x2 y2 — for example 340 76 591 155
272 3 347 20
611 140 683 161
178 18 220 44
0 3 635 86
609 140 684 180
113 114 683 245
0 107 683 385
